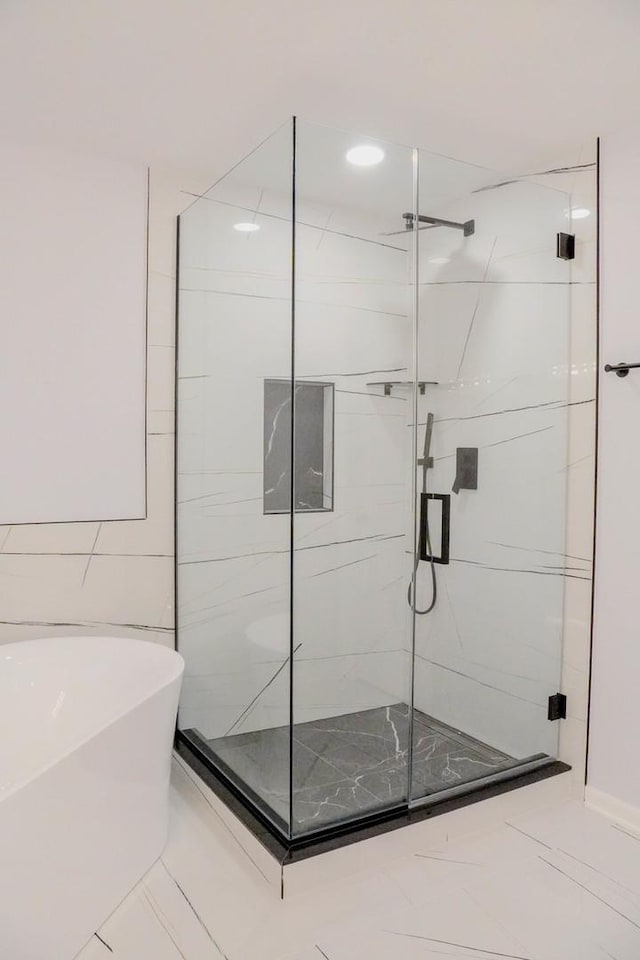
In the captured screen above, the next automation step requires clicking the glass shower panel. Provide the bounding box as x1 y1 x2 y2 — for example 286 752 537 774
290 120 418 836
410 150 571 802
176 121 294 834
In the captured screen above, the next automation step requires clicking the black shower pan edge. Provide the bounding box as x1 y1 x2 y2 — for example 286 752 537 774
175 733 571 865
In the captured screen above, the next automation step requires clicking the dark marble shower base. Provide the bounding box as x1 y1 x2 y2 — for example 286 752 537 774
176 727 569 864
183 704 548 838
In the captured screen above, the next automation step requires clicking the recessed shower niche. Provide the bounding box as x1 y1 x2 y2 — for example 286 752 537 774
175 118 594 852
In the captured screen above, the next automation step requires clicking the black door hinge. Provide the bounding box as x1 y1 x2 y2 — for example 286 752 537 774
556 233 575 260
548 693 567 721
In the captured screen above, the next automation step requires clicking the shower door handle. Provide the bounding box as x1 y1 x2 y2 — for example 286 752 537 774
419 493 450 564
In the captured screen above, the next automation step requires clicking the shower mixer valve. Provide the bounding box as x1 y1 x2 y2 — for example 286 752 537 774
452 447 478 494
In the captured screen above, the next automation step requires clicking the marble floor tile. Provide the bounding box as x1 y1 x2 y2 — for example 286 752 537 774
300 889 539 960
76 763 640 960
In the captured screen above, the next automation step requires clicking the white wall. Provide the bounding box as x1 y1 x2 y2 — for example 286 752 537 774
0 163 194 648
588 129 640 815
0 141 147 523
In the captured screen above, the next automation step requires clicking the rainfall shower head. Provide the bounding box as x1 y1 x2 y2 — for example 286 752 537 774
381 212 475 237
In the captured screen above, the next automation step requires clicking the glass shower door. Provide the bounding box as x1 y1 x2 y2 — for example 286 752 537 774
410 150 571 803
289 120 418 836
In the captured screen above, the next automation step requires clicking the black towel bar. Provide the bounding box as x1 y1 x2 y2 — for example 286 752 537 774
604 362 640 378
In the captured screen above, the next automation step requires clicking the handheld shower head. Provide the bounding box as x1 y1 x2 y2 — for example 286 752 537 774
418 412 434 492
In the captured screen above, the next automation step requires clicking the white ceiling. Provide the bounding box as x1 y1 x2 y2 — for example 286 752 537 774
0 0 638 180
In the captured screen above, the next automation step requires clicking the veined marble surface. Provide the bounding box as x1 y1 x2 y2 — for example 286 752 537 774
203 703 514 832
76 760 640 959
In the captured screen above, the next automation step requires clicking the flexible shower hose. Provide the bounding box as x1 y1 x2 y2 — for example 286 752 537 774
407 519 437 615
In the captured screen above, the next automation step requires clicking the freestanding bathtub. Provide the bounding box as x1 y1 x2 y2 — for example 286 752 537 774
0 635 184 960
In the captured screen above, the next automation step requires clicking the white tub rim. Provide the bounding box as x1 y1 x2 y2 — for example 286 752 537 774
0 635 184 802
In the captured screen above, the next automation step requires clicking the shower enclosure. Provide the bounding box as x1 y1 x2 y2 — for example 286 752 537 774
176 118 572 844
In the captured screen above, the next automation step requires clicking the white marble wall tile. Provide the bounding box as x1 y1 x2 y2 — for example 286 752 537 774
95 435 174 557
0 521 101 555
0 167 189 650
147 270 178 348
412 145 596 768
177 169 414 739
0 555 90 629
78 555 173 626
147 344 175 426
179 659 290 737
413 654 554 759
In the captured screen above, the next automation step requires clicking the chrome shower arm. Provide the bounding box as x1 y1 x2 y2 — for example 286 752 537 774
402 212 475 236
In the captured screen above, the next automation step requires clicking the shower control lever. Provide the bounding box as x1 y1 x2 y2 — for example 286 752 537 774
604 361 640 378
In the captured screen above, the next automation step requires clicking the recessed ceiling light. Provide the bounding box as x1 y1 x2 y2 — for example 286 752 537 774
429 256 450 265
345 144 385 167
571 207 591 219
234 222 260 232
